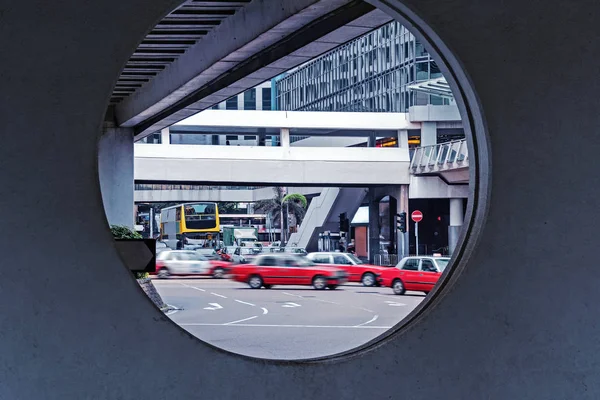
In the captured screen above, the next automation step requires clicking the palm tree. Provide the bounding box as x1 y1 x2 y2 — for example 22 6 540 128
254 187 307 243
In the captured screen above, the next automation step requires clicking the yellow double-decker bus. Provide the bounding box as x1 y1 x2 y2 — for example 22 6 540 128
160 202 220 249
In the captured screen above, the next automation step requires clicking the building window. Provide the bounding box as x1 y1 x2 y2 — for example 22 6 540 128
244 135 256 140
262 88 272 110
244 89 256 110
226 97 237 110
226 135 238 141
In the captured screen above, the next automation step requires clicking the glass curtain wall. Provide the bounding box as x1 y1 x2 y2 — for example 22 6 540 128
276 22 448 113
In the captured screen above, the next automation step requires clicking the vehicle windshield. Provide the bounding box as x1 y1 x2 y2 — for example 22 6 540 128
434 258 451 271
346 254 364 264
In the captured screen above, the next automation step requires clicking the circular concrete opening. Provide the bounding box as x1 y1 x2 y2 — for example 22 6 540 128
99 0 486 361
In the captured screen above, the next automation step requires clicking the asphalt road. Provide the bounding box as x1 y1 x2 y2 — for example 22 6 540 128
153 278 425 359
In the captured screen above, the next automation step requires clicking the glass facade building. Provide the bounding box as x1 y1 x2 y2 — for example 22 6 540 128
275 22 449 113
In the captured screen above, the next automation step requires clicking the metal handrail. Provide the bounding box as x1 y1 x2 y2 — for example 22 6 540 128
409 138 468 174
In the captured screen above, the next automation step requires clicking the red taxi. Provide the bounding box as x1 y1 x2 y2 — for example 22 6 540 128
380 256 450 295
305 252 389 287
228 254 347 290
154 250 231 279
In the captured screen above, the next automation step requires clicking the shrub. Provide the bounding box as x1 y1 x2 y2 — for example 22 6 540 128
110 225 149 279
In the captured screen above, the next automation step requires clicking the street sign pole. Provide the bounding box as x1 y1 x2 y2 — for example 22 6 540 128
415 222 419 256
411 210 423 256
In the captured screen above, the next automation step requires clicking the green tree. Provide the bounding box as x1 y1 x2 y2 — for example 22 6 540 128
254 187 307 243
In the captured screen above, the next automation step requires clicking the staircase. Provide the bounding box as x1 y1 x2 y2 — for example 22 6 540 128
288 187 367 251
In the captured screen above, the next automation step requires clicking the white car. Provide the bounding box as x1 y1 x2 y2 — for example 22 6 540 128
155 250 227 279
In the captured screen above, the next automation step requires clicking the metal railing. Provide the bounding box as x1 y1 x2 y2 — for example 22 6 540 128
374 254 399 266
135 184 263 191
409 138 468 174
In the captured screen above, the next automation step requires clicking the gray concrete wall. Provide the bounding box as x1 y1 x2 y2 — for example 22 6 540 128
98 127 134 227
2 0 600 399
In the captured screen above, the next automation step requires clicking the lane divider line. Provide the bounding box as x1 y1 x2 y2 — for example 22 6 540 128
223 316 259 325
235 300 256 306
211 292 227 298
179 283 205 292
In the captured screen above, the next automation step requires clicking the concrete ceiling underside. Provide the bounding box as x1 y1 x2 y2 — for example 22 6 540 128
108 0 393 140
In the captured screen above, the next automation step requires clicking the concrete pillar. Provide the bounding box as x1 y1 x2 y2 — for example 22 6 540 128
448 198 464 255
280 128 290 148
160 127 170 145
258 128 266 146
368 189 380 264
420 121 437 147
98 127 134 228
397 129 409 148
391 185 410 260
368 133 376 147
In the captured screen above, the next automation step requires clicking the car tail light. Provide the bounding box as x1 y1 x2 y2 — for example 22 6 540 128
155 260 164 272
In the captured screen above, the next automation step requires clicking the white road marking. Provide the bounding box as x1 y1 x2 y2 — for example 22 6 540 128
235 300 256 306
179 283 205 292
165 304 180 316
314 299 341 305
261 307 269 315
359 307 375 313
203 303 223 311
282 292 303 298
179 323 391 329
385 301 406 307
354 315 379 327
282 302 301 308
211 292 227 298
223 316 258 325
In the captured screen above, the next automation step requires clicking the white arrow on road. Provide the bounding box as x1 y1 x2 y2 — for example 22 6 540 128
204 303 223 311
282 302 301 308
385 301 406 307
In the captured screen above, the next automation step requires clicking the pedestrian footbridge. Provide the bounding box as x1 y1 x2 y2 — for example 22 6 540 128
409 139 469 184
134 144 411 186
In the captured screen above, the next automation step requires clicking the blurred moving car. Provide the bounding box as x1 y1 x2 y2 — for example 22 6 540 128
195 248 219 260
224 246 256 263
305 252 388 287
155 250 230 279
228 254 347 290
380 256 450 295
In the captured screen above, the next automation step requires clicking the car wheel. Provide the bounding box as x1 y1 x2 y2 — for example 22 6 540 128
312 275 327 290
248 275 263 289
361 272 376 287
212 267 225 279
157 268 170 279
327 284 337 290
392 279 405 295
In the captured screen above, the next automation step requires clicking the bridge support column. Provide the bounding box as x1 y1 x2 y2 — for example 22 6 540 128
397 129 409 148
421 121 437 147
448 198 464 255
98 126 134 228
160 127 170 145
388 185 409 260
368 189 380 264
280 128 290 148
368 132 376 147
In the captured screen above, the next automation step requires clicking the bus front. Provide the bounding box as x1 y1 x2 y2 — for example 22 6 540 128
180 202 221 249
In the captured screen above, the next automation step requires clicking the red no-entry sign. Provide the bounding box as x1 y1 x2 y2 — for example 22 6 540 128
411 210 423 223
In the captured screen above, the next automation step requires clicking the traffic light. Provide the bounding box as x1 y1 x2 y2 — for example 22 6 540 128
396 212 407 233
339 212 349 232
